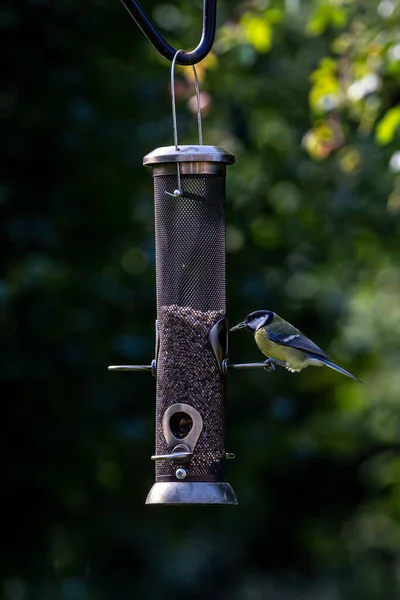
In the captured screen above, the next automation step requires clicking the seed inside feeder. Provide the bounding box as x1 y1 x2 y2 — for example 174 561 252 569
155 304 226 479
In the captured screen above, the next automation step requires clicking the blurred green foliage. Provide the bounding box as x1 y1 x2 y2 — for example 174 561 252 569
2 0 400 598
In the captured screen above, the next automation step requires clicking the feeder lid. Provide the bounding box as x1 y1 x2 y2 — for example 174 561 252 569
143 145 236 166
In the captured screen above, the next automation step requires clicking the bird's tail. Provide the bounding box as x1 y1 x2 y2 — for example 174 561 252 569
318 357 362 383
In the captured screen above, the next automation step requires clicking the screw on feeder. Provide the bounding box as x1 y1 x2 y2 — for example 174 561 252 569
175 468 187 480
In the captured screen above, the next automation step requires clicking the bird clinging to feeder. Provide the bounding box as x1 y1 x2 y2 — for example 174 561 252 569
230 310 361 382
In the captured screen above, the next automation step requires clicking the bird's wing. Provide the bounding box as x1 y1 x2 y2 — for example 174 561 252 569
267 329 330 360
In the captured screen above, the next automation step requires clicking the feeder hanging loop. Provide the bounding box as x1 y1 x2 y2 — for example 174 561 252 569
171 50 203 150
165 49 203 199
119 0 217 65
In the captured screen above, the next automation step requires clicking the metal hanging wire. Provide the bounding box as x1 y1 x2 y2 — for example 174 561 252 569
167 49 203 197
171 49 203 150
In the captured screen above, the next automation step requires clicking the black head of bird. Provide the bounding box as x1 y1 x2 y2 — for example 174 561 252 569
230 310 275 332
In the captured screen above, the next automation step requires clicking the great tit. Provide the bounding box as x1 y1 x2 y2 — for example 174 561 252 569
230 310 361 382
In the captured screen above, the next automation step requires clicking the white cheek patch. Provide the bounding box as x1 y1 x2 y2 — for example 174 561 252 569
253 316 269 330
282 334 300 343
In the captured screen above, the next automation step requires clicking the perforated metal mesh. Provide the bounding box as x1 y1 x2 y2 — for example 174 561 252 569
154 173 227 481
155 174 226 311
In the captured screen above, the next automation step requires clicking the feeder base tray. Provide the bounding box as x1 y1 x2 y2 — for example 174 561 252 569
146 481 238 505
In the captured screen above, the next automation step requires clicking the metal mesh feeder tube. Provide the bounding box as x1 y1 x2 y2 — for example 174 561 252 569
144 145 237 505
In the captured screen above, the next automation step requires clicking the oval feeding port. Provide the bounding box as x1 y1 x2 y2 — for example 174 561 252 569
169 412 193 439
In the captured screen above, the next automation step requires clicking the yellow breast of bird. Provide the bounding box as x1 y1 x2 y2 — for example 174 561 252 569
254 328 307 370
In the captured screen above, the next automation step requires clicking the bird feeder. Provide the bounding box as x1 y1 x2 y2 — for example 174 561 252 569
109 0 272 505
110 33 238 503
142 143 236 505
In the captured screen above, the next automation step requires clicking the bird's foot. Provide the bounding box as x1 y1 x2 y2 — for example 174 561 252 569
263 359 276 372
264 358 287 372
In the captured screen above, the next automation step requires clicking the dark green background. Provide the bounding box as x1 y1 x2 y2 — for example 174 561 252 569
3 1 400 598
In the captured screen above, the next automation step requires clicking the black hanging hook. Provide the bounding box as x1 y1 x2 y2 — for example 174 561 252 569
119 0 217 65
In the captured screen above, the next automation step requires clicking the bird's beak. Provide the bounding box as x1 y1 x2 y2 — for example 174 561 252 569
230 321 247 332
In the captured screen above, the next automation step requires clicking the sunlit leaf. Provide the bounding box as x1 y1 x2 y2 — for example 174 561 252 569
240 12 272 53
303 119 344 160
307 3 348 36
338 146 362 173
309 57 341 113
376 105 400 144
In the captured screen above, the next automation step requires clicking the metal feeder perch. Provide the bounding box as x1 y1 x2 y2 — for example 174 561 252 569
110 0 273 505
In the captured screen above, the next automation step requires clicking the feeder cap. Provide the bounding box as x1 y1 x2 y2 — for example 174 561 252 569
143 145 236 166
